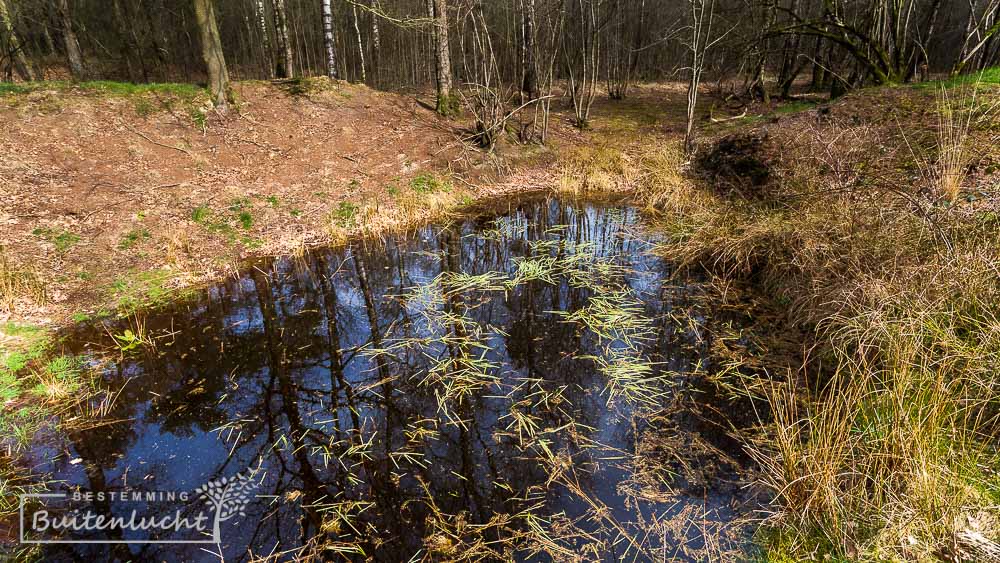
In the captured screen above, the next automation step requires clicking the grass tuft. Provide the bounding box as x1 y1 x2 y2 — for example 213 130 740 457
0 249 47 313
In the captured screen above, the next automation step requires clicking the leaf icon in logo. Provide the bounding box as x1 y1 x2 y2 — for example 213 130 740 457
196 471 259 541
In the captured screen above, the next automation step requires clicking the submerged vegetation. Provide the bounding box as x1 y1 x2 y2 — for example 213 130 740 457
11 200 757 560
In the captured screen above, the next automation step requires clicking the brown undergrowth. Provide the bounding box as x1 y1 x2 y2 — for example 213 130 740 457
566 80 1000 561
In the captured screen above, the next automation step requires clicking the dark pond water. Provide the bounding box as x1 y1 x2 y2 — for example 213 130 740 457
25 196 755 562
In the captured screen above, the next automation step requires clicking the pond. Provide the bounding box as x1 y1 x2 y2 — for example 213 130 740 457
26 196 756 561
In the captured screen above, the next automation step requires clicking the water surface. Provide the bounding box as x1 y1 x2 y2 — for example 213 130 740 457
28 196 754 561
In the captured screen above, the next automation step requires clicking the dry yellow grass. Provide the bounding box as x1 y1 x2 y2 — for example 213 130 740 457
0 247 47 314
565 96 1000 560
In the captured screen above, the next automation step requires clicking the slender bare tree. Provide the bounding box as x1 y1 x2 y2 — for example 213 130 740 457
321 0 338 79
953 0 1000 74
427 0 454 114
193 0 230 110
684 0 716 156
521 0 538 99
272 0 294 78
370 0 381 83
55 0 85 79
565 0 602 128
254 0 272 77
352 3 366 82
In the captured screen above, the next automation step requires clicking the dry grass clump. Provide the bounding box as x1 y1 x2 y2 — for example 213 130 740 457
753 268 1000 560
0 247 47 314
326 174 471 246
558 142 638 194
933 84 1000 202
616 103 1000 560
662 193 1000 559
558 138 705 214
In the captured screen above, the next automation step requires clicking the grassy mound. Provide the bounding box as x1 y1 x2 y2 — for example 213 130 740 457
564 79 1000 560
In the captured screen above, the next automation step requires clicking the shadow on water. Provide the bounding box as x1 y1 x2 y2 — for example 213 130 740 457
27 196 760 561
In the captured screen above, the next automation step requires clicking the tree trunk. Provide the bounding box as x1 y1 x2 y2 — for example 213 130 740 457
909 0 941 81
254 0 272 78
976 4 1000 70
427 0 453 114
192 0 230 110
956 0 980 71
747 0 776 103
111 0 140 82
981 6 1000 70
352 4 365 82
272 0 294 78
370 0 381 84
321 0 337 79
55 0 85 80
0 0 34 81
522 0 537 98
776 0 801 97
810 36 828 92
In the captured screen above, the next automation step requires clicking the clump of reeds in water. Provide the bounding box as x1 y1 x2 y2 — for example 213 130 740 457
246 214 744 562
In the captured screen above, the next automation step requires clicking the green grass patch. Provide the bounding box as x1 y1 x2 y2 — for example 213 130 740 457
76 80 204 97
913 66 1000 90
118 228 151 250
410 173 449 194
0 82 38 96
108 268 188 312
31 227 80 252
1 321 45 340
1 80 208 121
0 80 205 98
0 323 77 452
70 312 91 323
331 201 358 228
191 205 211 223
0 348 92 455
192 201 260 244
0 323 51 377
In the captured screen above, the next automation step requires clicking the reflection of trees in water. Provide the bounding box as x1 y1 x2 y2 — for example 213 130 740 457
48 199 745 560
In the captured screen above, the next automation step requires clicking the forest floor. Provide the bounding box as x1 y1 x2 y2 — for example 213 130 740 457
0 78 542 329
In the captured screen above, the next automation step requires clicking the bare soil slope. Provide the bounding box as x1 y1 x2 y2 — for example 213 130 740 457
1 79 533 325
